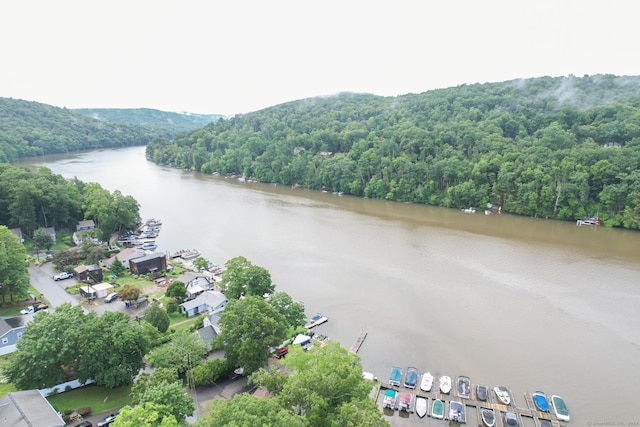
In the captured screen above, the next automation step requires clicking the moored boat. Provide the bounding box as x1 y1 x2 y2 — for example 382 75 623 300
533 390 550 412
481 408 495 427
494 386 511 405
457 375 471 399
439 375 452 394
576 216 602 226
404 367 418 389
304 313 328 329
476 384 488 401
503 411 519 427
398 391 412 412
382 389 397 410
142 242 157 250
431 398 444 419
415 396 428 418
551 395 570 422
449 400 466 423
420 371 434 392
389 366 402 387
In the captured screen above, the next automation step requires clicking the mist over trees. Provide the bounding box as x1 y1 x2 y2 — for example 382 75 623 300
146 74 640 229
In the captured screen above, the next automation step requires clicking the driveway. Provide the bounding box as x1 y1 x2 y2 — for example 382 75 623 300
28 262 85 311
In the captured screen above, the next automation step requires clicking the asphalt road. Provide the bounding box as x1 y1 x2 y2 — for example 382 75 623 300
28 262 84 311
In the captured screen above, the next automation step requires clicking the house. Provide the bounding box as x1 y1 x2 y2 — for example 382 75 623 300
178 272 214 298
9 228 24 243
39 226 56 244
129 253 167 275
0 316 28 355
0 390 65 427
73 264 103 283
76 219 95 231
179 290 228 318
102 247 145 269
197 312 222 351
92 283 115 299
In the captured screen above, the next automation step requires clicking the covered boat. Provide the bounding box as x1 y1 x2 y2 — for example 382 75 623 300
457 375 471 399
431 398 444 419
382 389 397 410
503 411 519 427
481 408 495 427
476 384 488 401
304 313 328 329
533 391 550 412
449 400 466 423
415 396 428 418
398 391 412 412
494 386 511 405
551 395 570 422
404 367 418 389
389 366 402 387
439 375 452 394
420 371 434 392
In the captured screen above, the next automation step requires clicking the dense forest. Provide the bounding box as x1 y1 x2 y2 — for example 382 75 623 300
146 74 640 229
72 107 224 134
0 98 173 162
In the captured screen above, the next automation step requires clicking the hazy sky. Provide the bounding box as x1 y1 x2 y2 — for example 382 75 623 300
2 1 637 115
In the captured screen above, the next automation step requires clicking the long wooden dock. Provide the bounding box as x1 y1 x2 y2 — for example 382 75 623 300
376 381 563 426
349 328 367 353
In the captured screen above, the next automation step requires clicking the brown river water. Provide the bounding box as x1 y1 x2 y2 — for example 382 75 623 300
22 146 640 425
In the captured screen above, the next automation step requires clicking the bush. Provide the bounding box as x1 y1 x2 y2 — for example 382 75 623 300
78 407 92 416
166 300 179 314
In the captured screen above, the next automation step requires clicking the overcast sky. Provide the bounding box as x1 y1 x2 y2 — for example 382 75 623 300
1 1 637 115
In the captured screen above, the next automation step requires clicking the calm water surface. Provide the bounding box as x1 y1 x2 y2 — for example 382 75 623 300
23 147 640 424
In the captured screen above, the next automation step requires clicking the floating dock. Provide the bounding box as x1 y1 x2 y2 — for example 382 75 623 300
349 328 367 353
375 381 564 427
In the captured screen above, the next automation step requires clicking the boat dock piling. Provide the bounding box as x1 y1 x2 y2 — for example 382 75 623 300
376 383 563 426
349 327 367 354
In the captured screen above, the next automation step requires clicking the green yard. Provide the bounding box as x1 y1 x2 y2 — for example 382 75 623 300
47 384 131 415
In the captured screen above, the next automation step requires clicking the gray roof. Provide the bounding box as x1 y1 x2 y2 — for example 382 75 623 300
180 291 227 311
198 325 217 343
0 390 65 427
0 317 27 336
131 253 166 263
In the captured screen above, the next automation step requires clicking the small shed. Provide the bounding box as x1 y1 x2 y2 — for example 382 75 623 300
79 285 97 300
92 283 115 299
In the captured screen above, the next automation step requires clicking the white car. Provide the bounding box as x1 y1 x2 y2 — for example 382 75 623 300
53 272 73 281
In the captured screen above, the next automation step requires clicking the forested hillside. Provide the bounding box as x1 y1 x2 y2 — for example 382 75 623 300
72 107 224 134
0 98 168 162
146 74 640 229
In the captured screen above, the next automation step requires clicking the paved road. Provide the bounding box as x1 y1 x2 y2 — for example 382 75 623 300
28 262 85 311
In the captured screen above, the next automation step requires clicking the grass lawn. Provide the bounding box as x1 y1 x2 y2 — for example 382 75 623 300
47 384 132 414
0 286 47 317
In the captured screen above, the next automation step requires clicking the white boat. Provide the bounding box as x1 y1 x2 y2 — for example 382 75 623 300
481 408 495 427
304 313 328 329
551 395 570 422
415 396 428 418
382 389 397 410
494 386 511 405
439 375 452 394
420 371 434 391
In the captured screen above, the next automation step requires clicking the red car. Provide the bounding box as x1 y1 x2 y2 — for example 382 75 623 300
274 347 289 359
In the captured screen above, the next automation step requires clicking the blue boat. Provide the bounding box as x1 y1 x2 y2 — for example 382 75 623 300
532 391 549 412
404 367 418 389
389 366 402 387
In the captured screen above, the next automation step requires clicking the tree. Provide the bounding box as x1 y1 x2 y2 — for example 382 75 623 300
192 256 208 272
138 381 194 421
143 303 170 333
0 226 30 304
118 284 141 302
146 331 208 375
33 228 54 252
216 296 288 374
268 291 306 328
112 403 181 427
220 256 275 299
131 368 179 405
191 358 229 387
195 392 306 427
165 280 186 301
110 257 126 276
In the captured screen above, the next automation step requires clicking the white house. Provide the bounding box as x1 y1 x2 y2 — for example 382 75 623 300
179 290 227 318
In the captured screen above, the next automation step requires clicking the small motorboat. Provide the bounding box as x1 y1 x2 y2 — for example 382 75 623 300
449 400 466 423
382 389 397 410
457 375 471 399
439 375 452 394
420 371 434 392
481 408 495 427
551 395 570 422
398 391 412 412
476 384 488 401
503 411 519 427
494 386 511 405
389 366 402 387
404 367 418 389
415 396 428 418
304 313 328 329
532 390 550 412
431 398 444 419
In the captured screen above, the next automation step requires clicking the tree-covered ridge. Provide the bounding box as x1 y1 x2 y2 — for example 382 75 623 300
146 74 640 229
0 98 168 162
72 107 224 134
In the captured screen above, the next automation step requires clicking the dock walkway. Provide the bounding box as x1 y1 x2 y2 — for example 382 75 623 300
349 328 367 354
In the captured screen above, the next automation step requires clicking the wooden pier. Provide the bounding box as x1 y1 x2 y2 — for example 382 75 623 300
349 328 367 354
375 381 564 426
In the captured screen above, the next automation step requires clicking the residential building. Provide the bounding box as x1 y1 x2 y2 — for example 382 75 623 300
73 264 103 282
129 253 167 275
102 247 145 269
0 316 27 355
0 390 65 427
179 290 227 318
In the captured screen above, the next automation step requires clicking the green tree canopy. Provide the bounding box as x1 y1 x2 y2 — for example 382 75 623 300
220 256 275 299
33 227 54 252
109 256 126 276
112 402 181 427
143 303 170 333
0 226 29 304
268 291 306 329
118 284 141 302
165 280 186 301
146 331 208 375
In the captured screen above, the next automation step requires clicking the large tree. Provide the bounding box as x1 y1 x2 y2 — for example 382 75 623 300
216 295 288 374
0 226 30 304
143 302 170 333
268 291 306 328
112 403 181 427
145 331 208 375
220 256 275 299
137 381 194 421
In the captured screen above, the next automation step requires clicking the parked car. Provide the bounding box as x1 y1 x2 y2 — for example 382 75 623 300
75 421 93 427
20 303 48 315
274 347 289 359
96 413 118 426
54 272 73 281
104 292 119 303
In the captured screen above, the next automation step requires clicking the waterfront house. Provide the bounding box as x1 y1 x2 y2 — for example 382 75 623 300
179 290 227 318
0 390 65 427
73 264 103 283
102 247 145 269
129 253 167 275
178 272 214 298
0 316 28 355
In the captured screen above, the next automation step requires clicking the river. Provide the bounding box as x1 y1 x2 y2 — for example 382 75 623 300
21 146 640 425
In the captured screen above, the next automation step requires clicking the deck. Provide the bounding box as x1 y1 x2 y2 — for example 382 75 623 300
349 328 367 353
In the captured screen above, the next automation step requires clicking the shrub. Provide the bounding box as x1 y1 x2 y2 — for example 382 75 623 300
166 300 178 314
78 407 92 416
